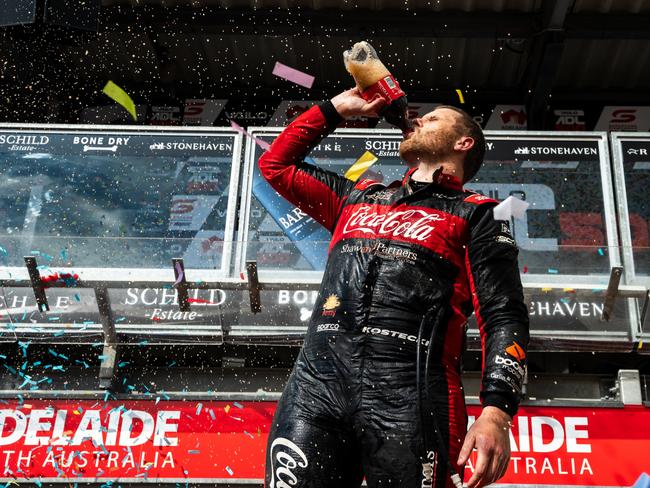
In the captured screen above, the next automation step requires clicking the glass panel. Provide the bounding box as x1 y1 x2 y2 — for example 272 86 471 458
467 136 611 277
620 138 650 278
0 129 239 275
245 131 614 279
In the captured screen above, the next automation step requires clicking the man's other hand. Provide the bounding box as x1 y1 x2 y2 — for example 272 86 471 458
331 87 386 119
457 406 512 488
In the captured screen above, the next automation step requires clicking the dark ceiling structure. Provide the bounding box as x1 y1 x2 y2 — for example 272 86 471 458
1 0 649 127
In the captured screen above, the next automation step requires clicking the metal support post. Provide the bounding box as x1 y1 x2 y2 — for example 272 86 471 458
246 261 261 314
94 286 119 390
601 266 623 321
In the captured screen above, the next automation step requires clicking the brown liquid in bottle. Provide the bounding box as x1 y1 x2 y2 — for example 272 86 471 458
344 42 391 90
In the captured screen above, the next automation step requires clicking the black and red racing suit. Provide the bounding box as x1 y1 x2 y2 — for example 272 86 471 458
261 102 529 488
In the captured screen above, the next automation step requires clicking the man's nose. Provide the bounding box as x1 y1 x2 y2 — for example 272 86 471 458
413 118 423 128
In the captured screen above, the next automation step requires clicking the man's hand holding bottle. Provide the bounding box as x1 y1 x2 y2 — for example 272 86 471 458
331 87 387 119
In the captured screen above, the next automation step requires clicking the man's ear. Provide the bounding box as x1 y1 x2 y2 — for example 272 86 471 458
455 136 475 153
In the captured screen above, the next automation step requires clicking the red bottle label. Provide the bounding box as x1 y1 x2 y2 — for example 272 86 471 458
360 75 405 103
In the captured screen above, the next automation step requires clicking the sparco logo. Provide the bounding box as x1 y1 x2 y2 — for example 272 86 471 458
342 206 444 241
269 438 308 488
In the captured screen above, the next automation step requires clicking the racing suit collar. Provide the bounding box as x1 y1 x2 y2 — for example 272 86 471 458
402 166 463 192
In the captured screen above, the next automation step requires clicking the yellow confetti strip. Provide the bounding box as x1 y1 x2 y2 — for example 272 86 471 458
224 404 231 413
102 80 137 121
541 287 553 292
344 151 378 182
455 89 465 104
639 341 644 349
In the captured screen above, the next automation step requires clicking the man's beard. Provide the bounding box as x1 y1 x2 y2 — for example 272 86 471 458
399 129 456 166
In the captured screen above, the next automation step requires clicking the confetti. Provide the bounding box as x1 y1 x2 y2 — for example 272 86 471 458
523 266 528 274
639 341 644 349
233 402 244 409
102 81 137 121
493 196 530 220
230 120 271 150
548 268 559 274
174 262 184 285
187 298 213 304
225 466 234 476
224 405 231 414
455 89 465 104
272 61 315 89
344 151 378 182
541 287 553 292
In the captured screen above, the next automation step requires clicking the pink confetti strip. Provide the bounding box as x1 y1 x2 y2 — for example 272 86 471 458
272 61 315 89
173 262 184 285
230 120 271 150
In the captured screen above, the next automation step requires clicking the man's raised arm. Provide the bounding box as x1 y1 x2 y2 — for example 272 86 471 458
258 89 385 232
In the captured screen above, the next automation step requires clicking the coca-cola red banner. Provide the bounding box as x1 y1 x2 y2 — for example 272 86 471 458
1 400 648 485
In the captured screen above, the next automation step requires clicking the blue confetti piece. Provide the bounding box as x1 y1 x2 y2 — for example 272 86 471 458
3 364 17 374
115 316 126 322
188 450 200 454
53 330 65 337
118 361 129 368
0 354 5 359
138 340 148 346
225 466 233 476
196 403 203 415
168 360 176 367
74 294 81 302
17 394 24 404
48 316 61 321
208 409 216 420
234 402 244 409
597 248 605 256
59 353 69 360
547 268 559 274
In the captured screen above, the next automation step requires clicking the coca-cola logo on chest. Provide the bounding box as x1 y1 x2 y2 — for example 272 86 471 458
342 205 445 241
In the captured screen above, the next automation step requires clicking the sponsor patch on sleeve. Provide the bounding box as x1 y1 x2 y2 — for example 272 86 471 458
463 193 499 205
354 178 382 191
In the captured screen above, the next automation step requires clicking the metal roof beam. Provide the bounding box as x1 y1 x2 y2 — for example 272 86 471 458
524 0 572 130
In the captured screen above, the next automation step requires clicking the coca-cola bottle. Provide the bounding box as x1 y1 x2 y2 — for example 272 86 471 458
343 41 412 134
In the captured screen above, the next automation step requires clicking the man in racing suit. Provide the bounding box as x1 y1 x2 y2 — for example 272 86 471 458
261 88 529 488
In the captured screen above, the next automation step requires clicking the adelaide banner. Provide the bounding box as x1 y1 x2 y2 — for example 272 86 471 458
0 400 647 486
